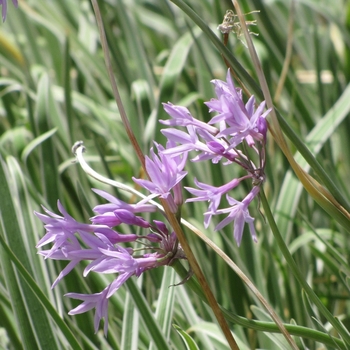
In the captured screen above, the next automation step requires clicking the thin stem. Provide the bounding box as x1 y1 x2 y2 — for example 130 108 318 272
90 0 145 170
89 2 239 348
160 201 240 350
74 142 344 349
274 0 296 103
172 261 347 349
260 189 350 344
181 217 298 350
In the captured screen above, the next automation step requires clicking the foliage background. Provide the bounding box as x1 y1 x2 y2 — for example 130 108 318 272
0 0 350 349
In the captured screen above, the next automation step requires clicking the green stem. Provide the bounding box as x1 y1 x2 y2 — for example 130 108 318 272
172 261 347 349
259 189 350 344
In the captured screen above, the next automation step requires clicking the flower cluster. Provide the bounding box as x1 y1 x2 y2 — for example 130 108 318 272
0 0 17 22
160 69 270 246
35 189 186 335
35 69 269 334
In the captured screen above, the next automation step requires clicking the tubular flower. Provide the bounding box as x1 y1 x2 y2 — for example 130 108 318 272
213 186 260 246
132 142 187 212
205 70 271 147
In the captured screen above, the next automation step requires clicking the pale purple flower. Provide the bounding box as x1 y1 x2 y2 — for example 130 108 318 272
161 103 218 134
194 127 238 163
213 186 260 246
66 286 110 336
36 135 191 336
90 212 122 226
185 177 243 228
36 220 137 288
132 143 187 212
113 209 151 228
38 237 84 288
92 188 157 214
65 241 177 336
163 140 187 206
36 191 186 335
93 227 138 244
0 0 17 22
205 70 271 147
35 201 100 258
84 244 157 279
162 126 227 163
35 201 138 253
161 126 210 157
36 69 271 336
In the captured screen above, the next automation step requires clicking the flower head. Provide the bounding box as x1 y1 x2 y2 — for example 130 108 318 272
36 193 185 335
205 70 271 147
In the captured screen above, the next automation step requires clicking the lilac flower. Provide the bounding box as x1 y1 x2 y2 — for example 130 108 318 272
35 201 100 258
36 195 185 335
185 177 243 228
161 126 211 157
132 142 187 212
35 201 138 254
84 244 158 280
93 227 138 244
205 70 271 147
36 70 270 337
213 186 260 246
36 211 138 288
65 240 177 336
92 188 157 214
161 126 229 164
161 103 218 134
113 209 151 228
0 0 17 22
66 286 110 336
90 212 122 227
194 127 238 163
160 140 187 206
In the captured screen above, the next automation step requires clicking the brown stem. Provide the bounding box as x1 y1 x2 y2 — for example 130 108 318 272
90 1 239 348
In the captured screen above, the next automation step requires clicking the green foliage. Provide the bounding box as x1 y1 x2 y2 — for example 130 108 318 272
0 0 349 348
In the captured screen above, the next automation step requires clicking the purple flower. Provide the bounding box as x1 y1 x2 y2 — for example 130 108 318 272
84 244 157 279
0 0 17 22
92 188 157 214
35 201 138 252
161 126 224 163
94 227 138 244
213 186 260 246
185 177 243 228
65 241 177 336
132 143 187 212
113 209 151 228
35 201 99 258
160 126 208 157
161 103 218 134
35 192 186 335
205 70 271 147
66 286 110 336
90 212 122 226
